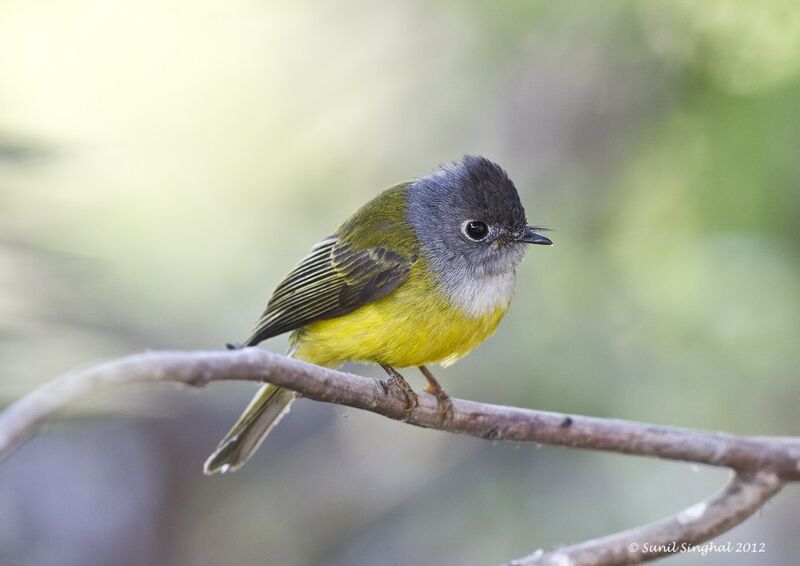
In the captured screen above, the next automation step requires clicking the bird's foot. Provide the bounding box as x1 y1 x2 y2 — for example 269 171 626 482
380 364 418 420
419 365 454 425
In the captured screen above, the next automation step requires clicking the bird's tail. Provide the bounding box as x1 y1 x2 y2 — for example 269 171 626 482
203 381 297 475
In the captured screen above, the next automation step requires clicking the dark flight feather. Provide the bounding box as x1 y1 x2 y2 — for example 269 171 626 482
245 236 412 346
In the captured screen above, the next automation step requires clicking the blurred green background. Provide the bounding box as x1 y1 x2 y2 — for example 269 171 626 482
1 1 799 565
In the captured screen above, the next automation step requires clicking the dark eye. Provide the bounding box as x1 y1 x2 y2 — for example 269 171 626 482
463 220 489 241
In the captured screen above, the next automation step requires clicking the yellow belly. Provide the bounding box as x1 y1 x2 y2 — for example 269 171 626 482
291 267 509 368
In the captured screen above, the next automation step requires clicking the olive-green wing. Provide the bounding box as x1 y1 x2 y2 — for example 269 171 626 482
245 236 412 346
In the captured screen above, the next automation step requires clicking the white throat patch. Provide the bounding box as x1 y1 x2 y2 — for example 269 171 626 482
444 270 517 318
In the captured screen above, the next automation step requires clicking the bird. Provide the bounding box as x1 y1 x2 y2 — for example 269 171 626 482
204 155 552 474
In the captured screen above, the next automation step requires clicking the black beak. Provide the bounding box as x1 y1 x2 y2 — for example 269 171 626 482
518 226 553 245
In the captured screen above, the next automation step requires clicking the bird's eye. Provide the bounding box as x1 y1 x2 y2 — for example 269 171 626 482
463 220 489 241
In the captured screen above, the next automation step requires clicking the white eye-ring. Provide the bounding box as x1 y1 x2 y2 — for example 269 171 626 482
462 220 489 241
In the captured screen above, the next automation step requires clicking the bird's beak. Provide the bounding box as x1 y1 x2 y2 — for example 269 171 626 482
518 226 553 245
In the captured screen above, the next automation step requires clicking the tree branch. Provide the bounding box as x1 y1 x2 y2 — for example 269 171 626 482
0 348 797 565
509 471 784 565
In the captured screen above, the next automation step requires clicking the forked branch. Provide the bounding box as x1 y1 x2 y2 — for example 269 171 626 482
0 349 797 565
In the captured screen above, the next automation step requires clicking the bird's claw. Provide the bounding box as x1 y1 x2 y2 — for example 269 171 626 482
419 365 454 426
387 375 419 420
426 384 454 425
380 365 418 421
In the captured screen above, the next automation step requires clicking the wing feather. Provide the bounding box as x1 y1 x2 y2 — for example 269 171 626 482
245 236 412 346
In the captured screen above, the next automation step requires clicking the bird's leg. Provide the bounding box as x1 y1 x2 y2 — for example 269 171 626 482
380 364 418 419
418 365 454 424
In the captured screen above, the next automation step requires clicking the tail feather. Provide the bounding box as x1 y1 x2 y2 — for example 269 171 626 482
203 383 296 475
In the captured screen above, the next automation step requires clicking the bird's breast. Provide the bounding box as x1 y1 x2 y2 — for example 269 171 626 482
291 264 513 368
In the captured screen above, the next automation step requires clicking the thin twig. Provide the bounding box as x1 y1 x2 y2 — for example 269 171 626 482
0 348 797 565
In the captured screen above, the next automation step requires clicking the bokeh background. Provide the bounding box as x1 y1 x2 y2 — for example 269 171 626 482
1 1 799 565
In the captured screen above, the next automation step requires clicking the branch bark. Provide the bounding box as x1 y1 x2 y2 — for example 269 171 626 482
0 348 797 565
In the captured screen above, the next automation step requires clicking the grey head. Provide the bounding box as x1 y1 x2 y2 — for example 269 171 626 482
407 155 552 316
407 155 551 315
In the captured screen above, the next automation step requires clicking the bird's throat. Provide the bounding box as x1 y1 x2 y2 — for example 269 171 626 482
439 270 516 319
